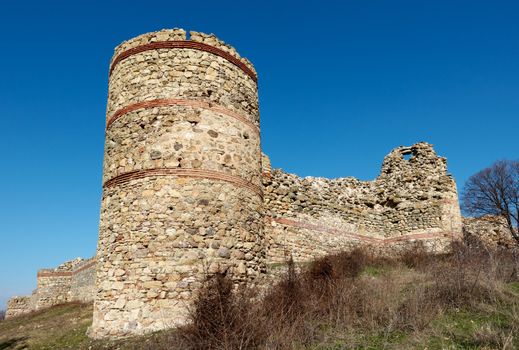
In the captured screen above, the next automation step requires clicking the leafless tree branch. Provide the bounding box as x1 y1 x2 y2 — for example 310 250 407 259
462 160 519 245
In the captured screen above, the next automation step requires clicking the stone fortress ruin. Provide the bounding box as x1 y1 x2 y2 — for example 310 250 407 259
11 28 505 338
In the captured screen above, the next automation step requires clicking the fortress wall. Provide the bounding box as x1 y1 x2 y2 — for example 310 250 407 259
91 29 264 338
33 273 73 309
5 297 33 318
34 258 97 309
463 216 516 248
264 143 463 263
5 258 96 319
70 259 97 303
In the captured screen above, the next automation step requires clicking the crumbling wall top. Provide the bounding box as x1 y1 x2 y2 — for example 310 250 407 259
110 28 257 78
379 142 448 178
264 142 459 230
37 257 95 276
112 28 187 59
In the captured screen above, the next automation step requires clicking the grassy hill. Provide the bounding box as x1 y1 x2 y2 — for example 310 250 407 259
0 303 93 349
0 303 175 349
1 241 518 349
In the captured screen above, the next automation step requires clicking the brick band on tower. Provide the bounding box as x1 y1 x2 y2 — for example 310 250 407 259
109 40 257 81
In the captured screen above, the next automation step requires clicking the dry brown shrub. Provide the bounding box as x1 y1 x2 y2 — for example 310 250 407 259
426 240 502 308
178 273 264 350
159 241 519 350
395 282 441 332
400 241 432 269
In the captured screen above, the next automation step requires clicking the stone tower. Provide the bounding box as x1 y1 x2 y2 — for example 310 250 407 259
90 29 265 338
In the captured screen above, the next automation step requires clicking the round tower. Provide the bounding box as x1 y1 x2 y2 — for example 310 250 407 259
90 29 265 338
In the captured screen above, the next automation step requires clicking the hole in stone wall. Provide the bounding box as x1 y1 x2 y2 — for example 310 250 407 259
382 199 398 208
401 149 413 161
140 123 145 129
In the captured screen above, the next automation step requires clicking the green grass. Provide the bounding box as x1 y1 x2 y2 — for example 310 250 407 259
361 265 390 277
0 303 93 350
422 301 519 350
508 281 519 294
0 304 179 350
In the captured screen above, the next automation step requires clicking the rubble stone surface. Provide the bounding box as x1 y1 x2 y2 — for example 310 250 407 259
463 215 517 248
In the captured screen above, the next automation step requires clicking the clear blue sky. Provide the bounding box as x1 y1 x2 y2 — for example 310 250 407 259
0 0 517 309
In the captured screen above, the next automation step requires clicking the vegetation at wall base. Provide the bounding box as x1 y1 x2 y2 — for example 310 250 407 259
1 239 518 350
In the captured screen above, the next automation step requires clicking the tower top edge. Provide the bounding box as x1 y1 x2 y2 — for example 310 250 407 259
111 28 256 76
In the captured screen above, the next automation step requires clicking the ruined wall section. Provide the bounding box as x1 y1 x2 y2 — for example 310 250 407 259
463 216 517 248
377 143 462 238
5 297 33 318
91 29 265 338
264 142 463 263
70 260 97 303
35 258 96 309
5 258 96 319
33 273 73 309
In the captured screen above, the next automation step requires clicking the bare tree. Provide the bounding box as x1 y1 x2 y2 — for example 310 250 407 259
0 309 5 321
462 160 519 245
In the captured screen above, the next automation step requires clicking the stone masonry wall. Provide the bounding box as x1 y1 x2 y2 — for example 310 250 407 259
4 258 96 319
33 274 72 309
5 297 32 318
463 216 517 248
91 29 265 338
263 142 463 263
70 260 97 303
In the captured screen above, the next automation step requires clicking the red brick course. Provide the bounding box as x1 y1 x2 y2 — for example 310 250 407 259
106 98 260 135
109 41 257 82
103 168 263 198
270 217 459 245
37 260 96 278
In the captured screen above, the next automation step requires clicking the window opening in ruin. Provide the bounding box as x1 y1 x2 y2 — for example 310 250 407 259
401 149 413 161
